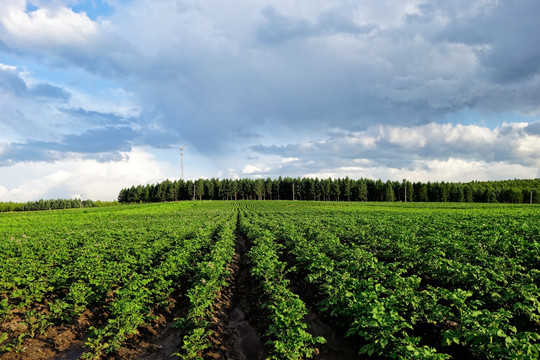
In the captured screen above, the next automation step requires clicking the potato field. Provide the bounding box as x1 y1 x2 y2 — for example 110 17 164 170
0 201 539 359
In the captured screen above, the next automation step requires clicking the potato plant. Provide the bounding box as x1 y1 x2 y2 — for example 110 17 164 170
1 200 539 359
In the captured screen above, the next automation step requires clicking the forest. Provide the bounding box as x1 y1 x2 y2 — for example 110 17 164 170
0 199 118 213
1 178 538 213
118 177 540 204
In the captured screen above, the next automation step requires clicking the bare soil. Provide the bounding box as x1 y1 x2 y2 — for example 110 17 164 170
203 225 267 360
1 309 96 360
1 219 362 360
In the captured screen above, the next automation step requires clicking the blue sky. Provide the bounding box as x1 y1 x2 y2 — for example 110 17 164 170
1 0 539 201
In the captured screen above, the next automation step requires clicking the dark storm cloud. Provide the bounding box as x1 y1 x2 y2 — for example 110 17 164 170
29 83 70 100
256 7 377 44
2 0 540 175
525 122 540 136
129 0 540 154
434 0 540 83
0 65 70 100
61 126 135 153
0 66 28 96
235 130 262 139
0 127 136 165
61 107 130 126
0 141 60 165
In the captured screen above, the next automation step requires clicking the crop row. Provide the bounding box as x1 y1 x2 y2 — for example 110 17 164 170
239 209 324 359
1 202 330 359
1 201 539 359
174 212 236 359
0 203 235 358
242 201 540 359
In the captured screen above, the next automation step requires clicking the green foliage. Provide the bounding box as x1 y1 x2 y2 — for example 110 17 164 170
119 177 540 203
1 201 539 359
0 199 118 212
241 201 540 359
0 202 226 358
174 218 236 359
241 214 325 359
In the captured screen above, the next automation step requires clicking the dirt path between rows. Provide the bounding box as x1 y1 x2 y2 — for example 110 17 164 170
205 218 267 360
117 217 268 360
2 216 360 360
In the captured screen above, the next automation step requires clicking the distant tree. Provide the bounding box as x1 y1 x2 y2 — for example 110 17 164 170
374 180 384 201
231 180 239 200
321 178 331 201
185 180 194 200
464 184 473 202
156 183 166 202
140 185 149 202
163 180 175 201
195 179 204 200
355 179 368 201
265 178 273 200
419 184 429 202
331 179 341 201
254 179 265 200
273 177 281 200
204 179 215 200
118 188 128 203
385 180 395 202
115 176 540 205
456 185 465 202
342 176 352 201
129 186 140 202
401 179 413 202
281 177 293 200
212 178 221 200
440 182 448 202
314 178 322 201
509 187 523 203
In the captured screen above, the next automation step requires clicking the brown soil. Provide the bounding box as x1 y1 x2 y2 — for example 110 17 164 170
112 294 190 359
109 218 268 360
203 220 268 360
1 309 95 360
1 217 359 360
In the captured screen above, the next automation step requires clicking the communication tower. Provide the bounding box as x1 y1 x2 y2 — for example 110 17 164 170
180 146 185 180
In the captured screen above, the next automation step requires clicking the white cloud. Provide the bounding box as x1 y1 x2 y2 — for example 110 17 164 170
304 158 537 183
0 147 168 202
381 125 428 148
1 0 540 202
353 158 373 165
0 63 17 72
242 164 263 174
380 123 500 148
375 123 540 166
397 158 536 183
0 2 99 49
249 121 540 179
354 0 423 29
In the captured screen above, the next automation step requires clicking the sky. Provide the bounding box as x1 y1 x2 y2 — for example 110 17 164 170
0 0 539 201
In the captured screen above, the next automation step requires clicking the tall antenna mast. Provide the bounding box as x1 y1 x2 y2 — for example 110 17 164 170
180 146 185 180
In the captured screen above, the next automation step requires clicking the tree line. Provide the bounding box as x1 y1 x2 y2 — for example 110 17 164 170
1 177 537 213
118 177 540 204
0 199 118 213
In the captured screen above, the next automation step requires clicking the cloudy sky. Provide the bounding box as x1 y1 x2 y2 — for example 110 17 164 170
1 0 539 201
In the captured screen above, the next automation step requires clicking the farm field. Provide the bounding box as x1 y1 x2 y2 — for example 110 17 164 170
0 201 539 359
